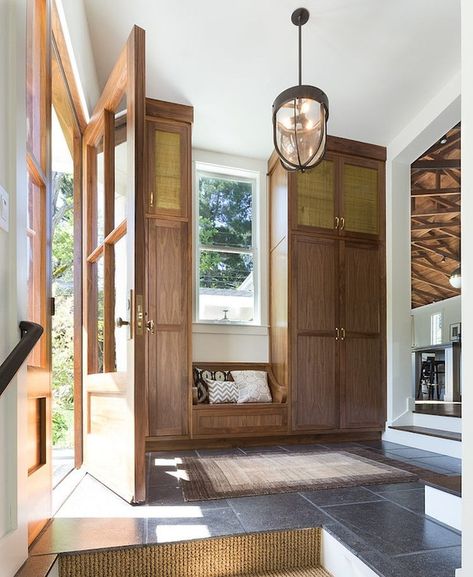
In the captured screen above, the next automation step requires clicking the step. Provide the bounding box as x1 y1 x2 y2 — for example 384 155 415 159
423 476 462 531
389 425 461 442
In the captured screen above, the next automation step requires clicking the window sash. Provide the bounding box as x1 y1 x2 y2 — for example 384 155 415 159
195 166 259 325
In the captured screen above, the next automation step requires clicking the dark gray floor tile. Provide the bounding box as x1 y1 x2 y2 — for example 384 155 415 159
409 459 455 474
356 440 407 451
383 447 442 459
319 442 362 450
414 455 462 474
145 506 245 543
366 481 426 494
302 486 385 507
323 500 460 555
30 518 148 554
360 546 462 577
147 482 226 510
392 546 461 577
382 489 426 514
323 522 374 555
228 493 329 532
383 452 419 465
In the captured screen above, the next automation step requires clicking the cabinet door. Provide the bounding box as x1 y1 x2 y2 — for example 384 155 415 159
147 219 189 436
340 157 383 239
292 235 339 430
146 120 190 218
293 155 338 234
340 241 385 428
293 335 339 430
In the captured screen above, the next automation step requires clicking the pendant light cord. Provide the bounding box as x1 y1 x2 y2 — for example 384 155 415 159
298 15 302 86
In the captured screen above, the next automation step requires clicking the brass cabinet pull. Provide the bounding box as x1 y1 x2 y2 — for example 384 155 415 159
335 216 340 229
340 217 345 230
335 327 340 341
146 319 155 334
341 328 346 340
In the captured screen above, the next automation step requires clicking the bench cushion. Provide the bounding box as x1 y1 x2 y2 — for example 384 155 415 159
206 378 239 404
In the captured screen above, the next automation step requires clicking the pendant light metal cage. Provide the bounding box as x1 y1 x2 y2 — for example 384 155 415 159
272 8 329 172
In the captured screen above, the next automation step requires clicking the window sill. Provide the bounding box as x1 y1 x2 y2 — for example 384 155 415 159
192 323 268 336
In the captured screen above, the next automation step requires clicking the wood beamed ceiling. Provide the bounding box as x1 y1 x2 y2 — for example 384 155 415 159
411 123 461 308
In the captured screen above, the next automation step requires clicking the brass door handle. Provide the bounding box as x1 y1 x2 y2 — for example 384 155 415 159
335 216 340 230
116 317 130 328
340 217 345 230
146 319 155 334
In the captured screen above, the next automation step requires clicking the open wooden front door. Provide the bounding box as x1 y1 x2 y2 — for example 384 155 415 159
83 26 146 503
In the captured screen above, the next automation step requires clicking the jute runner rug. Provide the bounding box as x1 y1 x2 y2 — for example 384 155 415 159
179 449 417 501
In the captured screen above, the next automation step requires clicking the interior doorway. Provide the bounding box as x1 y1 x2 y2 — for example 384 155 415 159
410 123 461 416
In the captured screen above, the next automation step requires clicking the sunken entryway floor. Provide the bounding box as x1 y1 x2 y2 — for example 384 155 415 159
30 440 462 577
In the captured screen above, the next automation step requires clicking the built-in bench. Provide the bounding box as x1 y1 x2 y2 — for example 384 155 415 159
191 362 288 439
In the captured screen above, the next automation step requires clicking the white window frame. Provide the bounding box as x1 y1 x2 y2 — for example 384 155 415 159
194 161 260 325
431 312 443 345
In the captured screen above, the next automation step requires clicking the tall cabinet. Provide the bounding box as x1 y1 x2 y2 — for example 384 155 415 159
269 137 386 435
145 99 193 438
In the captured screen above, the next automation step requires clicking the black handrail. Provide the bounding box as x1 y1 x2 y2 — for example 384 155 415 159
0 321 44 397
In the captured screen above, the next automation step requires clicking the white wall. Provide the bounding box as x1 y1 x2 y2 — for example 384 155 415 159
192 149 269 363
57 0 99 117
412 295 461 347
386 74 460 424
0 0 30 575
461 0 473 573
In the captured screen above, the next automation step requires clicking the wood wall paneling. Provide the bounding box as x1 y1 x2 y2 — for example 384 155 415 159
270 238 288 388
270 161 288 250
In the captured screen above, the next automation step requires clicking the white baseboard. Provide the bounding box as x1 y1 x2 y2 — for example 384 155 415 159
321 530 379 577
382 427 462 458
425 486 462 531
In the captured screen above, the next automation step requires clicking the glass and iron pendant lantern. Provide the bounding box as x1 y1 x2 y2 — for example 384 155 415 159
449 267 461 289
272 8 329 172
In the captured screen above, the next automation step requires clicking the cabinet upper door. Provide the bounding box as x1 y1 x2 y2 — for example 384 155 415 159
340 157 384 239
293 155 338 233
147 120 190 218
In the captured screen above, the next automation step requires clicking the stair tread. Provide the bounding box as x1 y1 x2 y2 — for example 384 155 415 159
389 425 461 441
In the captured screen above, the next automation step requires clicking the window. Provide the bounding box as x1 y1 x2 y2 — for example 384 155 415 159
195 163 259 324
431 312 443 345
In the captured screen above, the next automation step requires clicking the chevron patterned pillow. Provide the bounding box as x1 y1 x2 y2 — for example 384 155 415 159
206 378 239 404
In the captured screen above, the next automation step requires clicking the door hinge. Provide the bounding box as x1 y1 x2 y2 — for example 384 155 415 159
50 297 56 316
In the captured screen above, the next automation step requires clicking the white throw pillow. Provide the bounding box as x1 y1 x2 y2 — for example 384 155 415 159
205 378 239 404
231 370 272 404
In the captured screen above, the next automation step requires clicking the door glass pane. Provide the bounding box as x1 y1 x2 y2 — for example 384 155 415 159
297 160 335 228
27 174 44 367
199 250 254 322
26 0 44 167
51 105 75 483
96 257 104 372
114 235 128 372
114 106 127 227
96 137 105 244
154 130 181 212
343 163 379 235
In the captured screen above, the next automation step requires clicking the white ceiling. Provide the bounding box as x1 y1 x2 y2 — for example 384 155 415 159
83 0 460 160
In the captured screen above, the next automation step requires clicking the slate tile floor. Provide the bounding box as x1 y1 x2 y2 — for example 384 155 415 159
30 440 462 577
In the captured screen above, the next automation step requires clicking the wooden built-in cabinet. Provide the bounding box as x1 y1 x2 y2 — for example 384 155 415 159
269 135 386 436
145 99 193 439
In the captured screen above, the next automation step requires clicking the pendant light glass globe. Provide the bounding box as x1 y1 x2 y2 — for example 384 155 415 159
449 267 461 289
272 8 329 172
